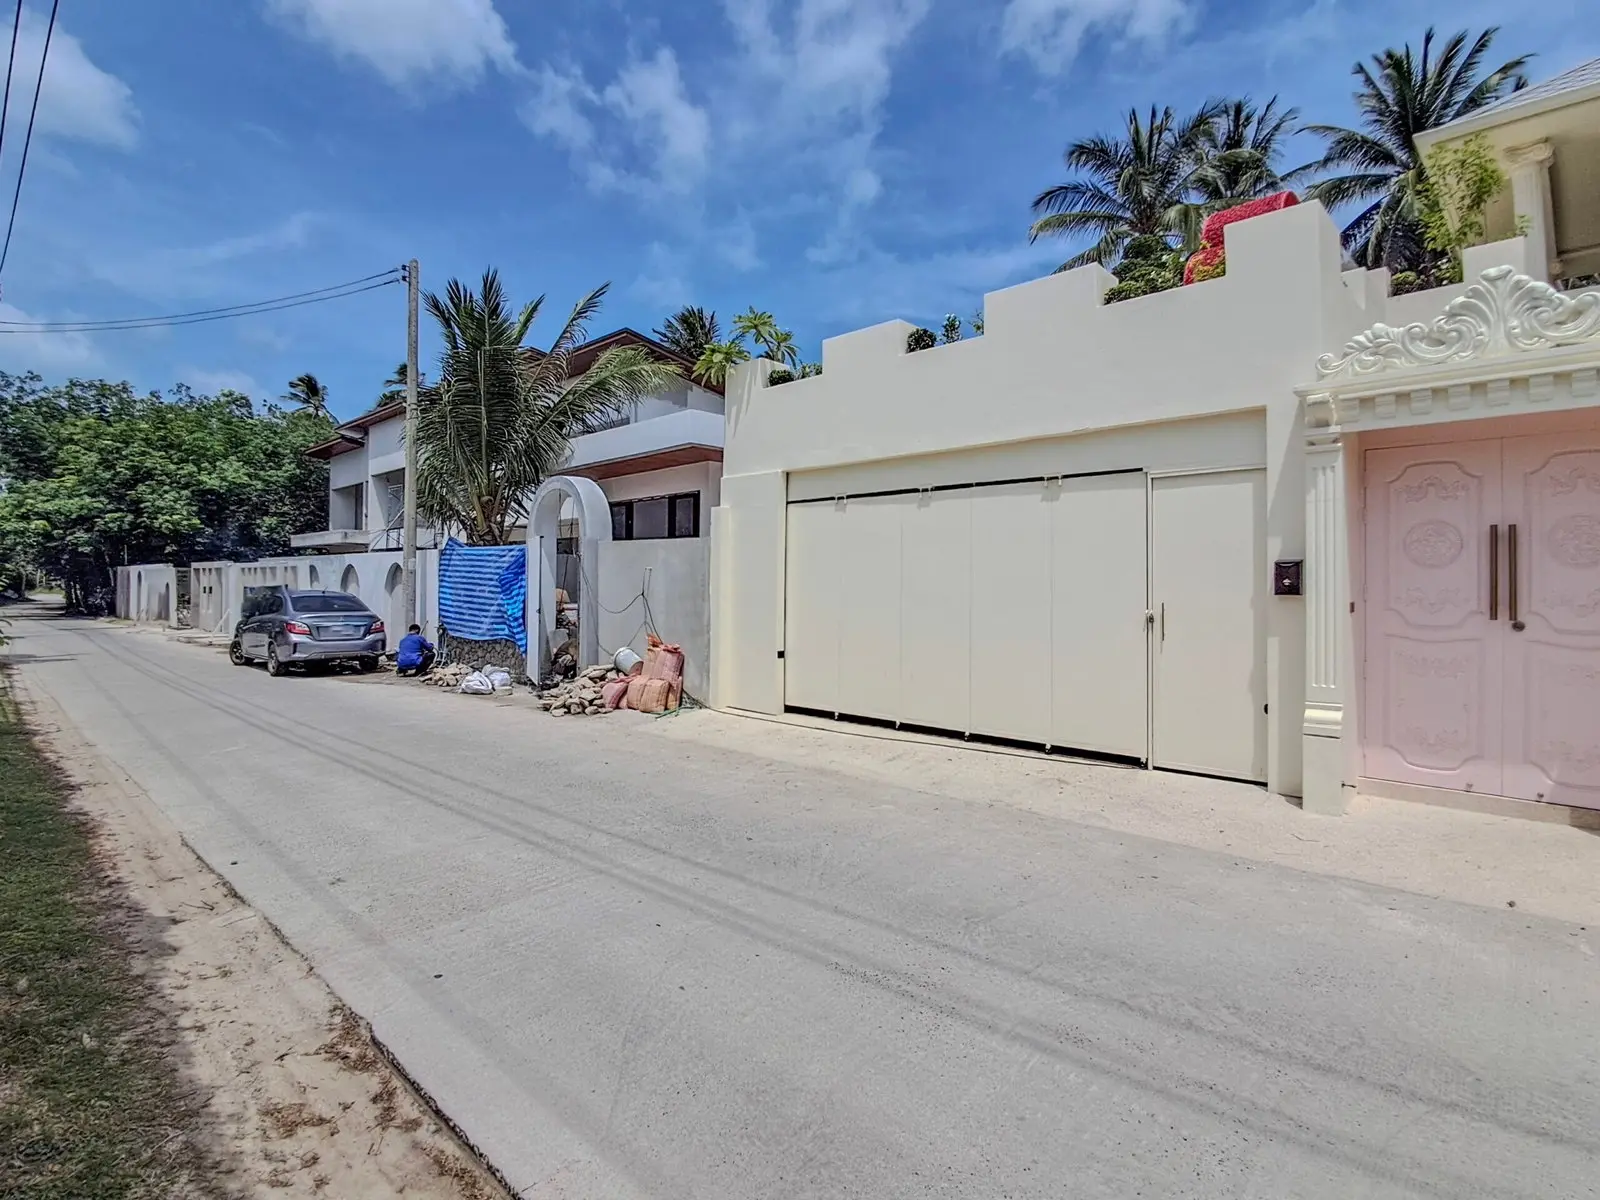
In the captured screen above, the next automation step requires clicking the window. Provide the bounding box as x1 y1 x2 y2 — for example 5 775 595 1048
609 491 700 541
291 593 369 613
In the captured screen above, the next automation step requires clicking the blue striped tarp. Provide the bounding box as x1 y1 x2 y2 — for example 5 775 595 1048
438 538 527 653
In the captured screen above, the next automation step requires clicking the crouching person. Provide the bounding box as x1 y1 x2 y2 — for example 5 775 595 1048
396 624 435 676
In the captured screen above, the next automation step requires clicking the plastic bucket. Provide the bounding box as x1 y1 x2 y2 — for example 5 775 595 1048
613 646 644 676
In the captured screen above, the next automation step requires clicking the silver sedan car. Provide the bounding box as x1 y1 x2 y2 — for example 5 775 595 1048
229 586 387 676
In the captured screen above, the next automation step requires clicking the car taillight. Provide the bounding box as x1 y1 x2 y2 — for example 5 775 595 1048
284 620 312 636
370 620 385 634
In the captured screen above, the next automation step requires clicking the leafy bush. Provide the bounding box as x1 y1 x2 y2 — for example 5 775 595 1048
798 362 822 378
1103 235 1184 304
940 314 963 344
1187 253 1227 283
906 327 937 352
766 367 795 386
1389 255 1463 296
1418 134 1507 260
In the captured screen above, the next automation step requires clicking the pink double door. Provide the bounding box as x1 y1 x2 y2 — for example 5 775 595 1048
1364 431 1600 808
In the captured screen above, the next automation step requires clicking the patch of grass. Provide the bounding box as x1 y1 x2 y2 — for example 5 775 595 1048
0 670 220 1198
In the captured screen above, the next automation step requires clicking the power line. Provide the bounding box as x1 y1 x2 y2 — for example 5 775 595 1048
0 274 403 333
0 0 55 282
0 1 24 169
0 268 404 331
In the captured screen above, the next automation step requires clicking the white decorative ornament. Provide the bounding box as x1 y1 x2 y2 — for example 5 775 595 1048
1317 266 1600 380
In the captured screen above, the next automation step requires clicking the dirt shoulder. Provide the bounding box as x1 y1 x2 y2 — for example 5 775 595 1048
3 669 509 1199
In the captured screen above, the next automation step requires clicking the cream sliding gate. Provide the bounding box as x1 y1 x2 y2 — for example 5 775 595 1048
783 471 1150 760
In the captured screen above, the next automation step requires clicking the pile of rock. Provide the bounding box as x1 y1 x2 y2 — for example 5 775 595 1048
538 663 624 716
421 663 474 689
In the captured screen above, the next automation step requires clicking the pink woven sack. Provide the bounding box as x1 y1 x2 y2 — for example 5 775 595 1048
645 639 684 683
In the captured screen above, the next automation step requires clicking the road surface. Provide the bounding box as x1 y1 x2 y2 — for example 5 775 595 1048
8 606 1598 1199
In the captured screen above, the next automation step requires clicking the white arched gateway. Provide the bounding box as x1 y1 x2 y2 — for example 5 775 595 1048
528 474 612 673
1296 265 1600 815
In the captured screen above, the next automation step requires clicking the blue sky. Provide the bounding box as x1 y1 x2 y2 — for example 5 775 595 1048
0 0 1595 420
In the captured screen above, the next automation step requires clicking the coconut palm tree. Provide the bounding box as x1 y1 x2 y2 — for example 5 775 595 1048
691 340 751 388
731 307 778 349
1194 97 1314 207
1304 27 1530 270
760 328 801 369
416 269 682 545
653 305 721 363
729 307 801 367
285 373 330 418
1029 102 1223 271
381 362 424 404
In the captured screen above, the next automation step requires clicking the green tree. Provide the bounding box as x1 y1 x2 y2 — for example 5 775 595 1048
1416 133 1510 259
381 361 425 405
729 307 800 368
732 307 779 348
691 339 751 387
1030 102 1223 271
285 372 331 418
653 306 721 363
761 328 801 369
0 374 334 612
1100 235 1186 303
1304 27 1530 271
417 269 681 545
1194 96 1313 207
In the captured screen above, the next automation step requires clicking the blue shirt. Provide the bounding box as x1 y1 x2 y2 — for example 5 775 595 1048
396 632 432 669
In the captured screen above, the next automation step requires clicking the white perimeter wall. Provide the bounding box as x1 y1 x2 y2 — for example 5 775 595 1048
594 537 711 700
188 550 440 647
115 564 178 625
714 200 1376 799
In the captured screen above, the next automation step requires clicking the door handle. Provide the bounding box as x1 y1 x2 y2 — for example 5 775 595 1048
1489 524 1498 620
1509 523 1524 631
1160 602 1166 643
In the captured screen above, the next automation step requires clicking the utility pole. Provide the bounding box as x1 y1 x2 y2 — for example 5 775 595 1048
402 258 420 631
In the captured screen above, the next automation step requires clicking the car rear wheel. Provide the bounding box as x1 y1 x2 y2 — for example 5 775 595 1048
266 642 285 677
228 641 247 666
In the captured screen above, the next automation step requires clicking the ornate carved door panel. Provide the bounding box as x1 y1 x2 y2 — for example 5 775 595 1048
1363 443 1504 792
1502 434 1600 809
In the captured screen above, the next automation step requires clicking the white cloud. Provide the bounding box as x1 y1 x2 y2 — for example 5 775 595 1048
23 5 138 148
601 50 710 195
999 0 1194 74
521 0 928 274
720 0 929 263
235 322 292 353
0 302 99 372
182 367 262 397
88 213 323 298
523 49 709 197
522 65 597 150
628 242 693 310
263 0 518 88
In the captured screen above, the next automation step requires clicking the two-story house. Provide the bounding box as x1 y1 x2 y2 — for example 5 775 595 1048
292 328 725 555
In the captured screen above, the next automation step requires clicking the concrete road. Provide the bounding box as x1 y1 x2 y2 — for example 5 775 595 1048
8 607 1599 1199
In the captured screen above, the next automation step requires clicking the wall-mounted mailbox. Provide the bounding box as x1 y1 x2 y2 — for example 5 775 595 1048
1274 559 1304 596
